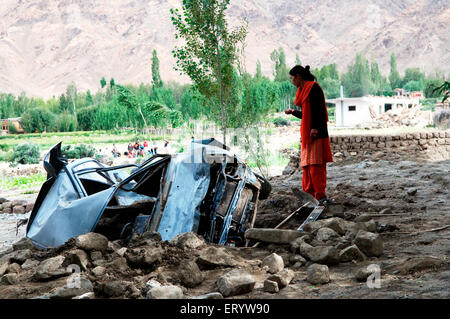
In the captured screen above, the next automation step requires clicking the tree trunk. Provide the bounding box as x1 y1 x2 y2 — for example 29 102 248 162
138 105 149 132
216 43 226 146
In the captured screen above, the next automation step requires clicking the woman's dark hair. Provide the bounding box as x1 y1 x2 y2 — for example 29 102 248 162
289 65 316 81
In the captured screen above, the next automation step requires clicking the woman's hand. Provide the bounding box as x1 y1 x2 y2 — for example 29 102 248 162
310 129 318 139
284 109 294 115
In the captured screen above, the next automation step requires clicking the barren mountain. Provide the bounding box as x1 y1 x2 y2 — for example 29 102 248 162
0 0 448 98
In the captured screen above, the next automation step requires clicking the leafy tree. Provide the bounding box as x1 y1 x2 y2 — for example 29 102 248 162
270 47 290 82
389 53 401 89
170 0 247 144
341 53 371 97
152 49 163 88
11 143 40 164
21 107 56 133
255 60 262 80
100 77 107 89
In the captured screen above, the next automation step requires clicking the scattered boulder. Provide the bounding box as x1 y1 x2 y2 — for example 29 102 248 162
1 273 18 285
306 264 330 285
90 251 103 261
92 266 106 277
104 257 129 274
75 233 109 252
179 260 204 288
100 281 128 297
49 275 93 299
147 285 184 299
339 245 366 263
0 197 7 204
267 269 295 289
355 214 373 222
196 247 240 269
289 255 307 267
65 249 89 271
305 246 340 265
354 230 383 257
9 249 32 264
390 257 445 275
316 227 340 242
261 253 284 274
355 267 373 282
0 258 9 276
34 255 69 281
169 232 206 250
303 218 346 236
12 206 25 214
365 220 377 233
12 200 27 207
25 202 34 213
217 270 256 297
7 263 21 274
263 279 279 293
124 247 163 269
289 235 312 253
245 228 307 244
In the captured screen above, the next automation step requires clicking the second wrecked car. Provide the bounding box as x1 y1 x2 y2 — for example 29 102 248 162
26 139 271 249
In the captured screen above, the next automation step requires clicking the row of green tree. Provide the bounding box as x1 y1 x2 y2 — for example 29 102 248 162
0 50 446 134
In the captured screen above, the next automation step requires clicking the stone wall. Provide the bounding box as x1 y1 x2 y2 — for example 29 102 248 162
329 131 450 156
0 198 33 215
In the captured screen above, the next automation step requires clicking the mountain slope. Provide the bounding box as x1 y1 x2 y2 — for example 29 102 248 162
0 0 448 98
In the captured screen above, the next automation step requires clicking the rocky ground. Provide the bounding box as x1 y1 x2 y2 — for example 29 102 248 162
0 143 449 299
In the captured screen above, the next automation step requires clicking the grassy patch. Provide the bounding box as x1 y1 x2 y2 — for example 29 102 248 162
0 173 46 190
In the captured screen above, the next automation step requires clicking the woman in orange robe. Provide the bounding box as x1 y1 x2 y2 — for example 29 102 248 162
285 65 333 204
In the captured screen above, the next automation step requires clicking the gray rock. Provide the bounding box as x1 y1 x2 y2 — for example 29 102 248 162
0 197 7 204
379 208 392 214
190 292 223 299
21 259 40 270
25 202 34 213
2 208 12 214
306 264 330 284
0 258 9 276
289 235 312 253
303 218 346 236
147 285 184 299
125 247 163 268
101 281 128 297
263 279 279 293
289 254 307 266
179 260 204 288
217 270 256 297
261 253 284 274
354 230 383 257
245 228 307 244
12 205 25 214
12 200 27 207
307 246 340 265
90 251 103 261
50 275 93 299
34 255 69 281
299 242 314 259
146 279 162 290
196 247 239 269
365 220 377 233
316 227 340 242
2 201 12 209
9 249 32 263
267 269 295 289
92 266 106 277
355 268 372 282
7 262 21 274
169 232 205 250
104 257 129 274
339 245 366 262
1 273 18 285
75 233 109 252
355 214 373 222
65 249 89 271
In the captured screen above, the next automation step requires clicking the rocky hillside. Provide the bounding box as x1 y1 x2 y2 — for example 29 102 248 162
0 0 448 98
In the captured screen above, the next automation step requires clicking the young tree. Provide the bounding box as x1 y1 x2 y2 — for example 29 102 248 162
170 0 247 144
151 49 163 88
270 47 290 82
100 77 107 89
389 53 401 89
255 60 262 80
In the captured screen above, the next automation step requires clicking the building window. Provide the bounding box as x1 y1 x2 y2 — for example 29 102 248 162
348 105 356 111
384 104 392 112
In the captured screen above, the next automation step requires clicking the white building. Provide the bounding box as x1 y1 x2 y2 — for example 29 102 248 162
327 95 421 127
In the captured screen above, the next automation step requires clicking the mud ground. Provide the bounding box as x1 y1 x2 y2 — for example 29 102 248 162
0 144 449 299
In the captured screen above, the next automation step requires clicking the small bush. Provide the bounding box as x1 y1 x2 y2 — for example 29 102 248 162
10 143 41 164
0 151 13 162
272 117 290 127
61 144 97 159
433 108 450 129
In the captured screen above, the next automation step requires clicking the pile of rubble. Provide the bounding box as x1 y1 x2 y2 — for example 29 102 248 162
0 198 33 215
0 212 390 299
361 106 432 128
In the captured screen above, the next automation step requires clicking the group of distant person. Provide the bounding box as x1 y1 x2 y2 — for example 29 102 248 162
110 139 171 158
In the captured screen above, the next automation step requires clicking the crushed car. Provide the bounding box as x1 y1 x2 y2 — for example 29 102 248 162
26 139 271 249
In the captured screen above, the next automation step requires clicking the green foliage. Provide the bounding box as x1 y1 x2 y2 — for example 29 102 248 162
389 53 401 89
61 144 97 159
77 105 98 131
0 173 46 190
100 77 107 89
21 107 56 133
11 142 40 164
271 48 290 82
152 49 163 87
272 117 290 126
